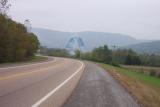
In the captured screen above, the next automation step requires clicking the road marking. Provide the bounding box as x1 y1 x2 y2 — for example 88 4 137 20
0 65 57 80
0 57 55 70
31 61 84 107
0 59 60 80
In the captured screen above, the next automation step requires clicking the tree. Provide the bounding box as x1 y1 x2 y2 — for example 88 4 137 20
125 55 132 65
81 52 93 60
0 15 40 63
74 49 81 59
125 52 141 65
39 47 70 58
92 45 112 63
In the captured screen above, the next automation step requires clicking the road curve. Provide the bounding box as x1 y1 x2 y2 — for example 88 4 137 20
0 57 84 107
63 61 140 107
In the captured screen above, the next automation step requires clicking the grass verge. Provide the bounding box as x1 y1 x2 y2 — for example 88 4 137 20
0 55 48 67
122 65 160 78
99 63 160 107
26 55 48 63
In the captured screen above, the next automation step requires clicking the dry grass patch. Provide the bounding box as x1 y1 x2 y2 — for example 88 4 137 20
123 65 160 78
99 63 160 107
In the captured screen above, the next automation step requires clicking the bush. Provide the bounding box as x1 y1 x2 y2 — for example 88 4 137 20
111 62 121 67
149 69 157 77
156 72 160 78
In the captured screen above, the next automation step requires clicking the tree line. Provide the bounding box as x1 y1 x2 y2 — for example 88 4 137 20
77 45 160 67
39 46 70 58
40 44 160 67
0 0 39 63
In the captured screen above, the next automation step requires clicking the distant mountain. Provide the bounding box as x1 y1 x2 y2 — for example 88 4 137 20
124 41 160 54
32 28 72 49
32 28 145 51
77 32 144 51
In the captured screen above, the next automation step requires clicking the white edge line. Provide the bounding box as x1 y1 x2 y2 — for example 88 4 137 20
31 61 84 107
0 57 56 70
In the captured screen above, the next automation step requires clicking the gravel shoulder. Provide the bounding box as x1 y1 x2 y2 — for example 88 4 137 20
63 61 140 107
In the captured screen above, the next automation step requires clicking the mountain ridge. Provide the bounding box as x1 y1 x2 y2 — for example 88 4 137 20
124 40 160 54
32 28 150 51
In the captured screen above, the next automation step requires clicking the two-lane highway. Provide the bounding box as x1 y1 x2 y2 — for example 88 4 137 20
0 57 140 107
0 57 84 107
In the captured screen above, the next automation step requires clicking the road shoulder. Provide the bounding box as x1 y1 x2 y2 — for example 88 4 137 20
63 61 140 107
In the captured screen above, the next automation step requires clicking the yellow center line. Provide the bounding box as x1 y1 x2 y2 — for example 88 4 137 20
0 60 67 81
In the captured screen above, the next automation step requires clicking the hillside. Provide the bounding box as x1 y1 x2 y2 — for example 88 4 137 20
0 14 39 63
32 28 144 51
125 41 160 54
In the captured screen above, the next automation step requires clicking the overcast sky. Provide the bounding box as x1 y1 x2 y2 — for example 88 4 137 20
9 0 160 40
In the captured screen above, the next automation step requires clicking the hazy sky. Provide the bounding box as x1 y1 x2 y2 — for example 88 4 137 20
9 0 160 40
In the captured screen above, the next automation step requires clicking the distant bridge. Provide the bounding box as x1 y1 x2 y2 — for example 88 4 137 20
66 36 85 54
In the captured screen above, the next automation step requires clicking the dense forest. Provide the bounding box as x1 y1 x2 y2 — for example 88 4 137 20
0 0 39 63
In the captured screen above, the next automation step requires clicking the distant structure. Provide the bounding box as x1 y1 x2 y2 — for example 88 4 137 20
111 45 119 50
24 19 32 33
66 34 85 54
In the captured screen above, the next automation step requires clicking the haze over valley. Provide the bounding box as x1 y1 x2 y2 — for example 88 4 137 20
32 28 160 54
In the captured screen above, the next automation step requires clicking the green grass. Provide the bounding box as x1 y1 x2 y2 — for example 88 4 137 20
99 63 160 107
0 55 48 66
100 63 160 87
27 55 48 62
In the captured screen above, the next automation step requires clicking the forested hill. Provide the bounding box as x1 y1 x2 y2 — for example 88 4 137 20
0 14 39 63
32 28 145 51
125 41 160 54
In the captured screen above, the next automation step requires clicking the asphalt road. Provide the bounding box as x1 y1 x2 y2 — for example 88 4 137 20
0 57 84 107
0 58 140 107
63 61 140 107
